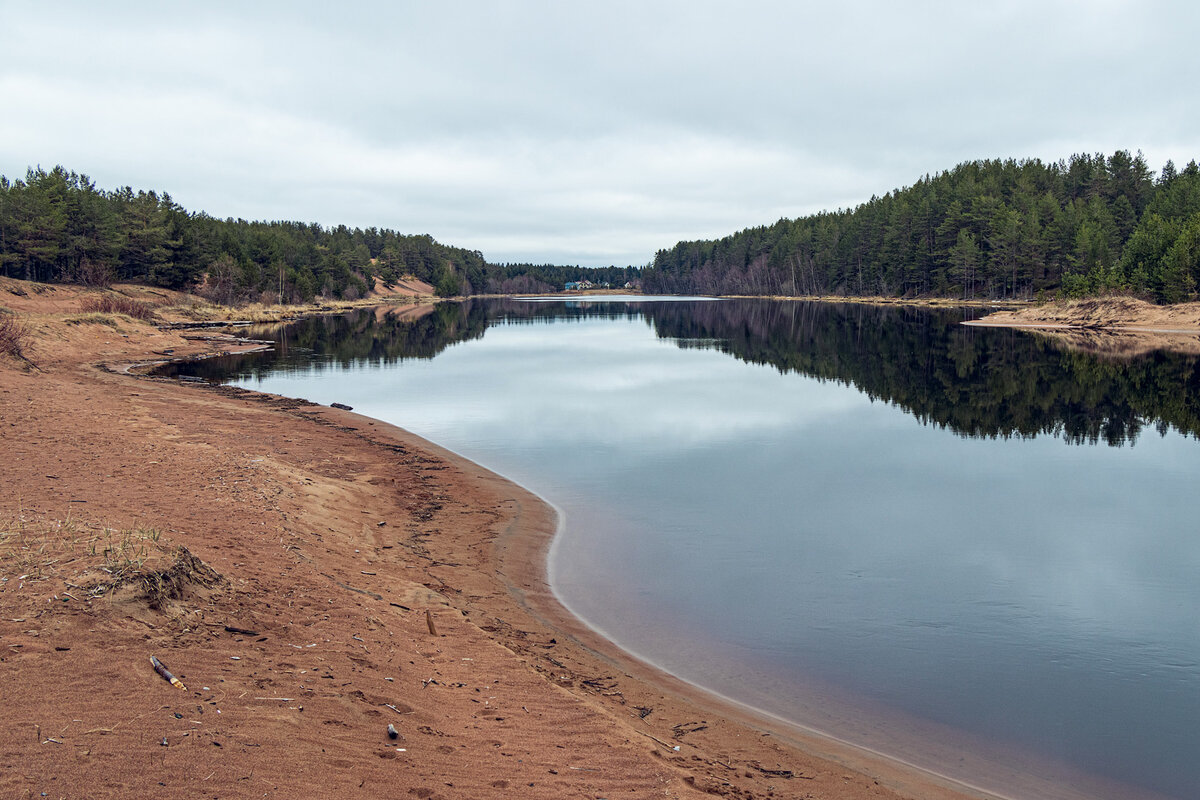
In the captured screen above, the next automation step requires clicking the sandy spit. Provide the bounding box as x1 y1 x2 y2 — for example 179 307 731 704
967 296 1200 357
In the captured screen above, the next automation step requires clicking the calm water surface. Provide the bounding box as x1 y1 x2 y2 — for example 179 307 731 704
175 298 1200 800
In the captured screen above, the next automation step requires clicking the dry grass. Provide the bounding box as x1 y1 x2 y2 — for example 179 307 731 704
0 311 30 360
1 514 225 620
157 297 298 322
1 515 159 580
159 297 399 324
79 293 159 320
63 312 122 327
0 515 67 581
163 297 224 321
1 514 167 590
0 514 95 585
86 524 164 575
232 302 323 322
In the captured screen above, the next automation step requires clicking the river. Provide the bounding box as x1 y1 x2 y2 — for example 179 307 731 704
168 297 1200 800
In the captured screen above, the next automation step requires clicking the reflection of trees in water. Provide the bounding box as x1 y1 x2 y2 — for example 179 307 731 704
639 300 1200 445
182 299 1200 446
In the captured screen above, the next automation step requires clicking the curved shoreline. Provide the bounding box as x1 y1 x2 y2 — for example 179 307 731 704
128 312 1168 799
176 319 1142 800
969 297 1200 334
182 370 994 799
381 410 1153 800
1 280 1152 799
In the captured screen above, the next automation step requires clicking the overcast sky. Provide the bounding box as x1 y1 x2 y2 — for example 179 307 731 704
3 1 1198 267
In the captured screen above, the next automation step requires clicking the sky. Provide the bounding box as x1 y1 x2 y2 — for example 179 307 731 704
3 0 1199 267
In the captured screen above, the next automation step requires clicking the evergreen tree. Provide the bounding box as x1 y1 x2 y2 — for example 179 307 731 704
1158 213 1200 302
949 230 982 299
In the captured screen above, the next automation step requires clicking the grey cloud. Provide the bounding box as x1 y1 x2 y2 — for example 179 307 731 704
3 0 1199 266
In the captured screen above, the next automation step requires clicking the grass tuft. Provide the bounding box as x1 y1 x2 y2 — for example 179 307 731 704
1 515 162 585
64 312 122 327
0 312 30 360
2 515 223 617
88 524 163 576
79 294 158 320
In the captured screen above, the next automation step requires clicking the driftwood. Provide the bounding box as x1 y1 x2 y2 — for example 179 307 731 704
751 763 810 779
158 320 255 330
330 402 353 411
334 581 382 601
425 610 438 636
224 625 259 636
150 655 187 690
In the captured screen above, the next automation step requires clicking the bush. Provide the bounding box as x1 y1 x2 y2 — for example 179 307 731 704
79 294 157 320
72 258 113 288
0 313 29 359
1060 272 1093 299
199 254 238 305
435 272 462 297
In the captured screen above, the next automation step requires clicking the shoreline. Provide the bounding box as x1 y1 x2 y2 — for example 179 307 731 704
399 398 1144 800
329 403 1004 800
207 308 1126 799
3 283 967 799
716 293 1025 310
1 279 1154 799
965 297 1200 357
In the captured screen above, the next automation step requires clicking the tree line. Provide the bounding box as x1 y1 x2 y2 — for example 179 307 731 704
0 166 637 302
9 153 1200 306
643 151 1200 303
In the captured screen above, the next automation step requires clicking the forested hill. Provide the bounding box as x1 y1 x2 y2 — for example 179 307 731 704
0 166 639 301
644 152 1200 304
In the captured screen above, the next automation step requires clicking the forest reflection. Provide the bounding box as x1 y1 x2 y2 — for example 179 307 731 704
173 298 1200 447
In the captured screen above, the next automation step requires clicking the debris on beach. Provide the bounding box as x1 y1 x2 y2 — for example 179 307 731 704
224 624 258 636
150 655 187 690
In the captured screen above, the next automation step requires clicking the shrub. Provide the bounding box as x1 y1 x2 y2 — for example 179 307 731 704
0 313 29 360
79 294 157 320
73 258 114 288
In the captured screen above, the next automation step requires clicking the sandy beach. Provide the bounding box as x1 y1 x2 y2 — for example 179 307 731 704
967 296 1200 357
2 279 999 799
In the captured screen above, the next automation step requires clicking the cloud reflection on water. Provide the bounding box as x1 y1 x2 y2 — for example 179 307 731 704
227 300 1200 799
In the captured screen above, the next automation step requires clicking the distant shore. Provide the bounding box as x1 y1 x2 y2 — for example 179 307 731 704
718 292 1026 310
631 290 1200 356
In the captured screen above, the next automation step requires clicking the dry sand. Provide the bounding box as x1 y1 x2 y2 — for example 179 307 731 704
2 279 990 799
969 296 1200 357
